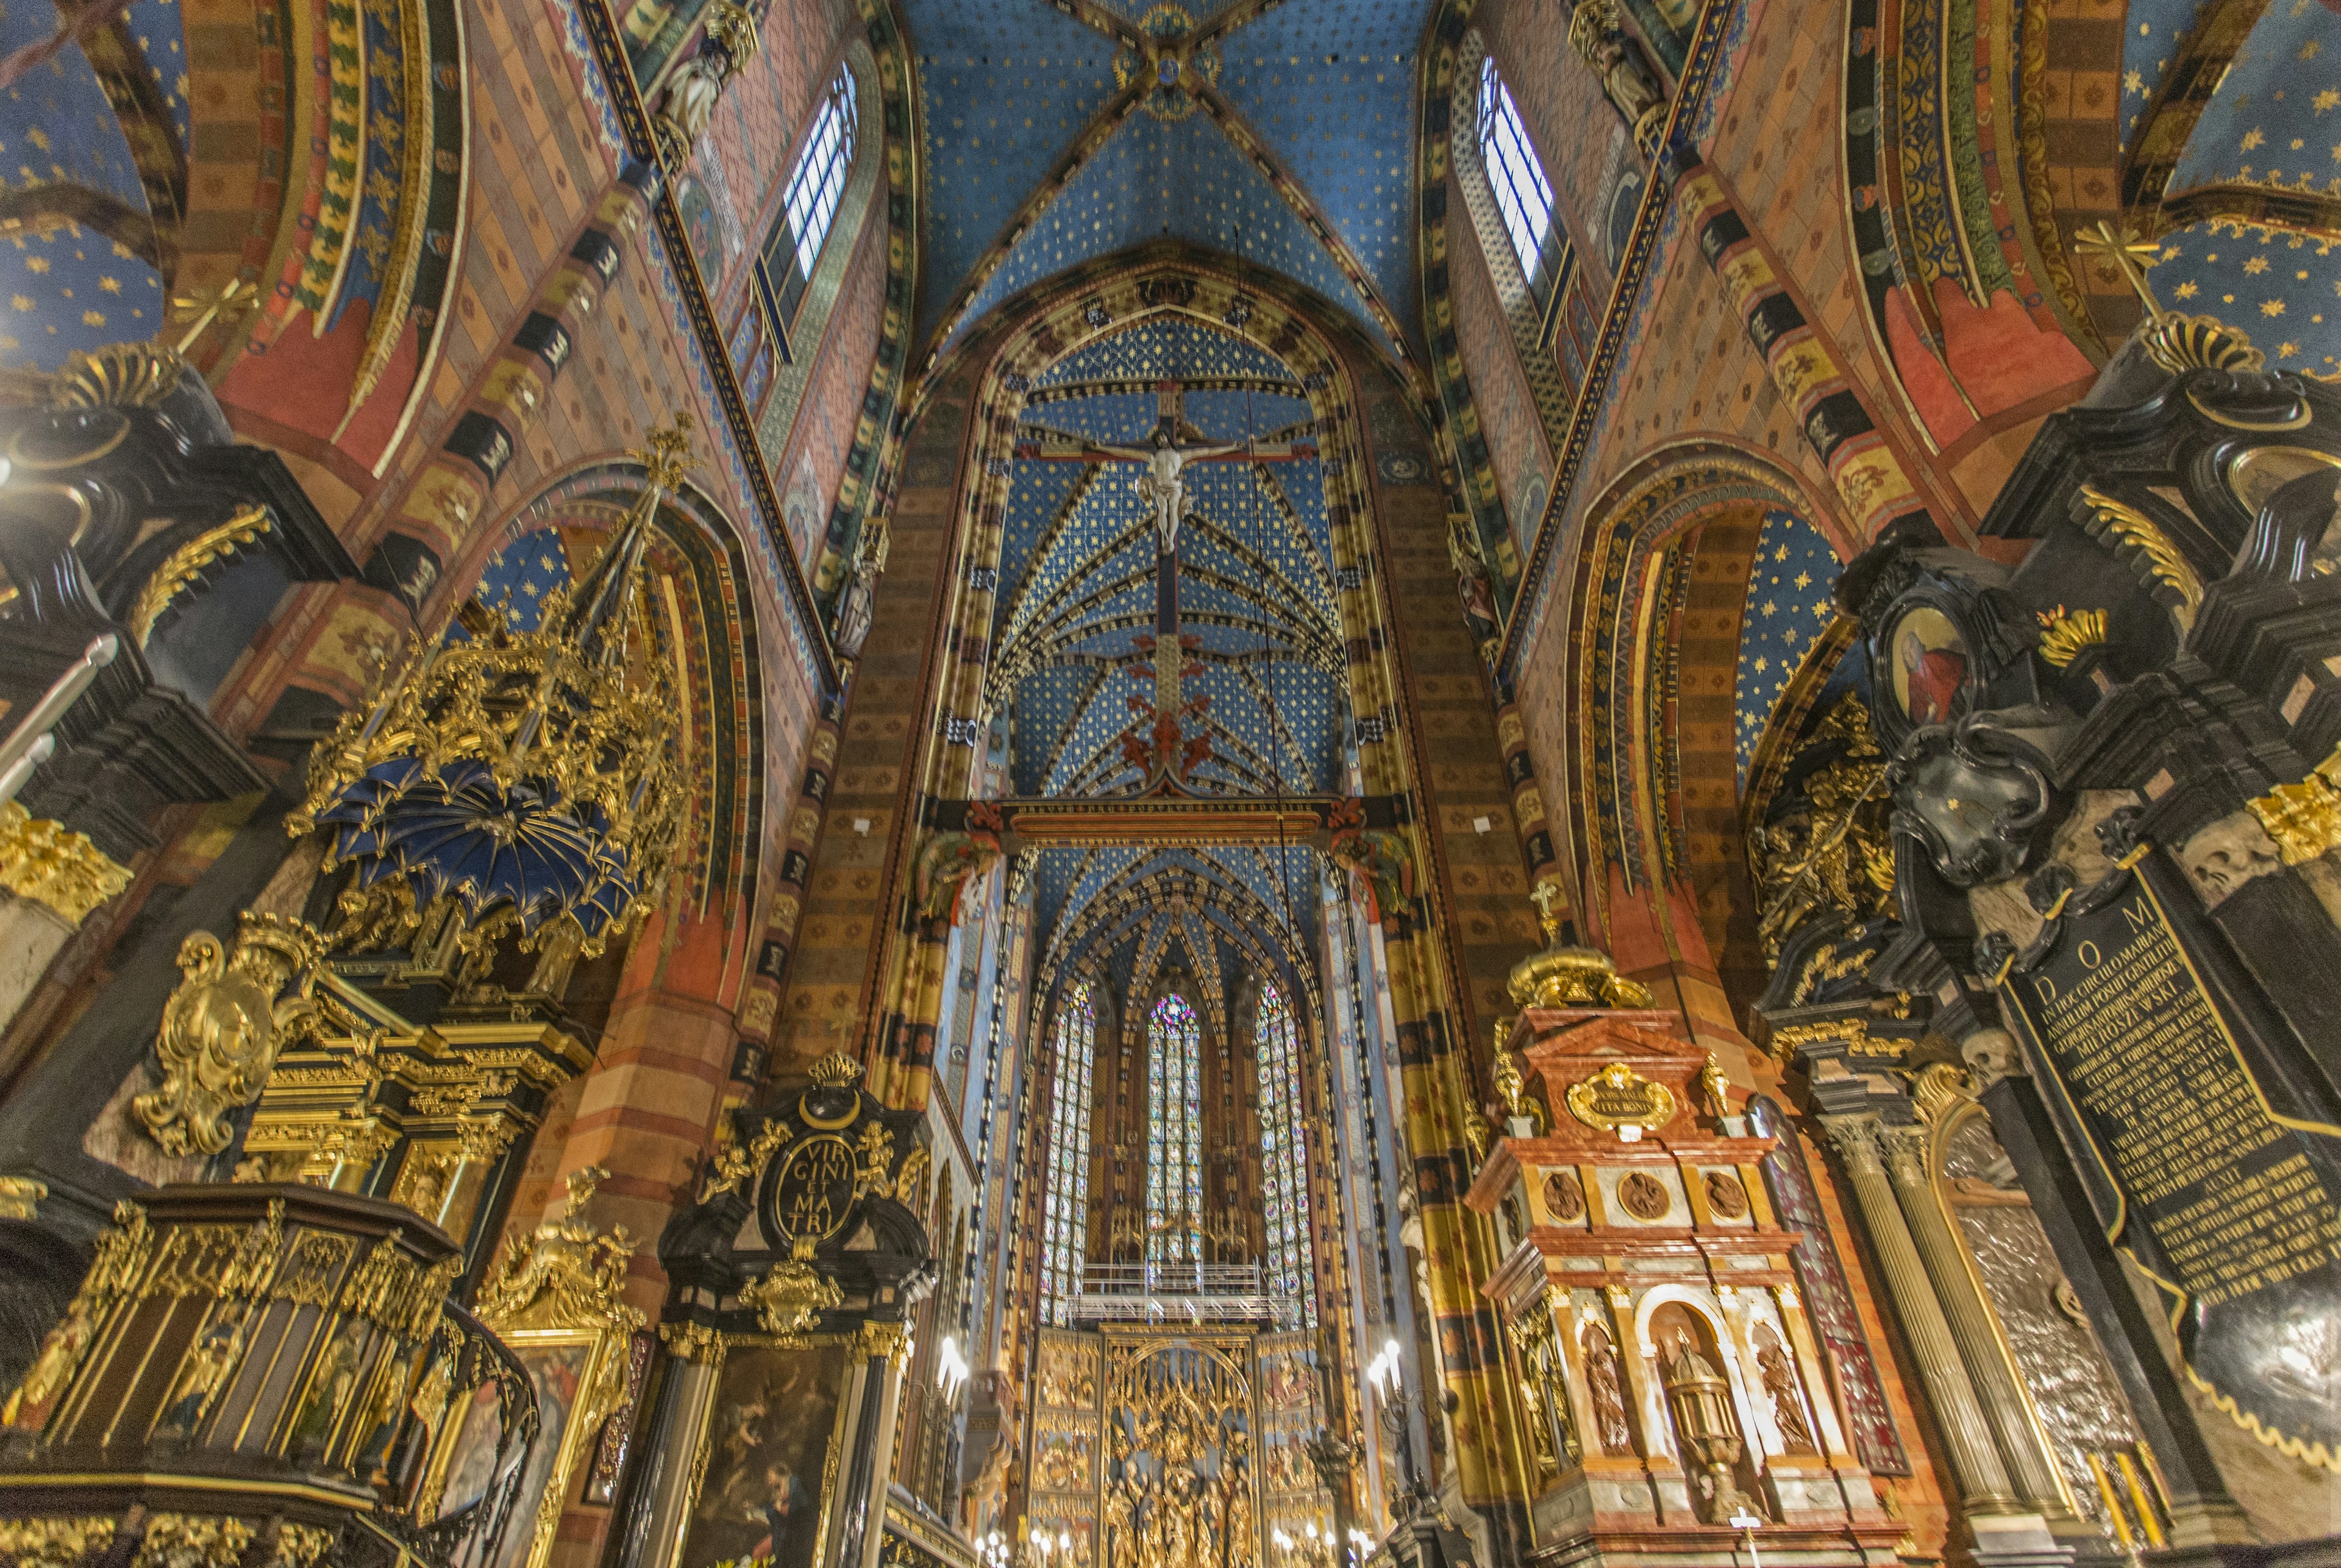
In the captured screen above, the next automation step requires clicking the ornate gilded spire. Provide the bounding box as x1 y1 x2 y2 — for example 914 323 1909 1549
287 416 691 966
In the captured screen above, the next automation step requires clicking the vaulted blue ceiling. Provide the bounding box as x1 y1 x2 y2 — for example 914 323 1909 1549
1 0 180 369
903 0 1431 357
989 319 1347 804
2125 0 2341 380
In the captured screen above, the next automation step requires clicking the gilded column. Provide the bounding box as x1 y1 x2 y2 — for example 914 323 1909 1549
1819 1116 2022 1515
1881 1124 2077 1519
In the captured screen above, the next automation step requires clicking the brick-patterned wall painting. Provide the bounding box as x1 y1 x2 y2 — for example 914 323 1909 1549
772 374 978 1078
774 205 891 562
1445 173 1553 558
1354 365 1537 1058
1672 512 1768 1019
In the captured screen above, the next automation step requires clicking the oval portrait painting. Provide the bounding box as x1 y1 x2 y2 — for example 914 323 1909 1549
1887 605 1967 727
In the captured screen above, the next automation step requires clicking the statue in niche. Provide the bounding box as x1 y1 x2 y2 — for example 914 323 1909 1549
834 521 888 660
1447 514 1500 653
1755 1331 1817 1453
1568 0 1667 141
1583 1324 1634 1453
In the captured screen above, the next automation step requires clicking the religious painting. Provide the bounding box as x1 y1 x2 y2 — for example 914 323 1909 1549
433 1337 591 1568
783 455 825 568
675 176 725 286
679 1340 853 1568
1885 605 1967 727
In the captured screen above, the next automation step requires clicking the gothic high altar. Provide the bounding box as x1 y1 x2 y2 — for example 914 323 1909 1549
0 0 2337 1566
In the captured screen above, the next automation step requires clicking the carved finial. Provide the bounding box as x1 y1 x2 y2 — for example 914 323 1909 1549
636 410 696 492
1527 879 1566 945
1698 1053 1733 1119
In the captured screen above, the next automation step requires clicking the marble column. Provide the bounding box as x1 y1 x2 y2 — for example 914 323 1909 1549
1820 1117 2068 1567
1881 1124 2078 1519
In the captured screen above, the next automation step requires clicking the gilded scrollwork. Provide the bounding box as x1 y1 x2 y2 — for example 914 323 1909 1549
134 914 326 1157
1748 696 1894 963
474 1166 641 1336
0 1517 123 1568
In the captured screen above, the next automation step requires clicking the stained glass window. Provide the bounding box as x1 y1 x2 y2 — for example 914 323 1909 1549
1256 983 1317 1327
1146 993 1203 1277
1037 983 1096 1325
1477 56 1561 306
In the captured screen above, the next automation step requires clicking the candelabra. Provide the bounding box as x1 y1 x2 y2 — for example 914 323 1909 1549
1364 1338 1436 1523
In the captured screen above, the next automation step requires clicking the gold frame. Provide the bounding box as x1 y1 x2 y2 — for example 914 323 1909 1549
421 1319 632 1568
672 1331 857 1568
421 1171 644 1568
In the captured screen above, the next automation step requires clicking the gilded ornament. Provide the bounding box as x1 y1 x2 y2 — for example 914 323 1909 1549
2075 484 2203 635
1490 1033 1545 1133
808 1050 863 1092
857 1318 909 1366
2072 221 2265 376
474 1166 642 1336
1747 696 1892 963
135 914 326 1157
288 418 693 977
0 1518 121 1568
738 1260 843 1336
129 506 273 648
1562 1062 1678 1136
2034 605 2109 669
853 1121 899 1198
1511 881 1653 1006
1697 1052 1733 1119
1908 1061 1974 1124
51 342 191 410
658 1319 724 1363
0 1175 46 1221
2247 743 2341 866
130 1513 254 1568
0 802 132 925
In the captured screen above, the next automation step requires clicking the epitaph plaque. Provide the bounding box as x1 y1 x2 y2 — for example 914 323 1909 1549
1998 855 2341 1472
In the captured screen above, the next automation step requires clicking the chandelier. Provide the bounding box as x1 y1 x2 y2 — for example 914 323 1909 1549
288 417 693 967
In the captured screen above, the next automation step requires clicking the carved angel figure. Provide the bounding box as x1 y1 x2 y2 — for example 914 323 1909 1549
135 914 325 1158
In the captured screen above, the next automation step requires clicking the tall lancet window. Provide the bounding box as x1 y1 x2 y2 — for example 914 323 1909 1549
1038 983 1096 1325
1146 993 1203 1272
1256 983 1317 1327
1477 55 1561 307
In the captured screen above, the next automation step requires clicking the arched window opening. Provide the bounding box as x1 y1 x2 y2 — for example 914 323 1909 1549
1256 982 1316 1328
1477 55 1562 309
1146 992 1203 1277
752 66 859 357
1037 983 1096 1325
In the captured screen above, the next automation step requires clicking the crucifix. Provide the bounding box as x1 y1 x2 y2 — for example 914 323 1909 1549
1085 382 1253 788
1086 380 1251 556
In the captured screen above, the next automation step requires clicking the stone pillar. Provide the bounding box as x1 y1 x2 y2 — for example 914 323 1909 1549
1820 1117 2068 1566
609 1325 723 1568
1880 1124 2078 1520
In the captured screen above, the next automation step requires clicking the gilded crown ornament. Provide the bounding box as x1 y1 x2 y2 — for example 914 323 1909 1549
2073 221 2265 376
287 416 693 977
1508 882 1654 1009
808 1050 864 1090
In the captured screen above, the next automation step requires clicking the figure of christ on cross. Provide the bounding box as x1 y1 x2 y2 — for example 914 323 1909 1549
1085 381 1253 556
